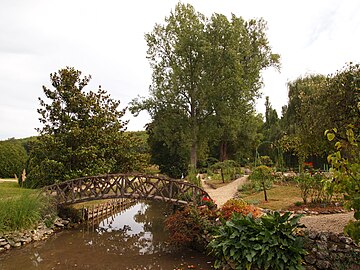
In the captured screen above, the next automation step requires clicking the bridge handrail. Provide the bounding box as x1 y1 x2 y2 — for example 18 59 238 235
42 173 212 206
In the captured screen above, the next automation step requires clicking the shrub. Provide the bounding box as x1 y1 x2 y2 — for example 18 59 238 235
259 155 273 166
208 212 306 270
200 196 216 209
164 206 217 248
296 173 314 204
210 160 242 183
296 172 334 204
220 199 262 220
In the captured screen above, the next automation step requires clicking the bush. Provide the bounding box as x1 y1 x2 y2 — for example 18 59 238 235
164 206 217 248
295 172 334 204
210 160 242 183
259 155 273 166
208 212 306 270
220 199 262 220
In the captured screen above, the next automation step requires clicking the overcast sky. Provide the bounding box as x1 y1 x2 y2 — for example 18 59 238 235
1 0 359 140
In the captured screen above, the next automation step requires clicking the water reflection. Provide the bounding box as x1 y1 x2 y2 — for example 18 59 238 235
0 201 213 270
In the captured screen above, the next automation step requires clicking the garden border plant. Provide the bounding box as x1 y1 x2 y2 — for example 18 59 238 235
208 211 306 270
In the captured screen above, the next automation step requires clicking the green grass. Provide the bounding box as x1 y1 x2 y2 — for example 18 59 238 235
238 184 302 210
0 182 56 232
0 181 37 200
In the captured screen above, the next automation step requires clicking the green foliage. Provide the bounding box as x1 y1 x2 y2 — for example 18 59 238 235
280 63 360 169
238 181 263 195
131 3 279 169
208 212 306 270
296 173 313 204
326 122 360 243
210 160 242 183
259 155 273 166
27 67 147 187
295 172 335 204
146 115 190 179
187 167 201 186
0 193 56 232
249 165 274 201
0 138 28 178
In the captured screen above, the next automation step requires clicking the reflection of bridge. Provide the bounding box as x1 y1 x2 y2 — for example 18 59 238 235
43 173 212 206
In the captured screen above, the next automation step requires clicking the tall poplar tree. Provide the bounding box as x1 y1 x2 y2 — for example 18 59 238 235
131 3 279 171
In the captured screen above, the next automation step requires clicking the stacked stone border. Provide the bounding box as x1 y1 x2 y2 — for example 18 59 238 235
303 230 360 270
0 218 70 253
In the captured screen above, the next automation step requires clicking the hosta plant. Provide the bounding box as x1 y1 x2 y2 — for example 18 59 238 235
208 211 306 270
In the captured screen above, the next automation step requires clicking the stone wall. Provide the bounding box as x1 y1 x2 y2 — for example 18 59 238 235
303 230 360 270
0 218 70 253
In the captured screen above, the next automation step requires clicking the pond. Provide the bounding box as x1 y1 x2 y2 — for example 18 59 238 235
0 201 213 269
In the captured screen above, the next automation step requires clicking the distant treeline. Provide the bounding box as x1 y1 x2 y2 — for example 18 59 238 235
0 137 33 178
0 131 148 179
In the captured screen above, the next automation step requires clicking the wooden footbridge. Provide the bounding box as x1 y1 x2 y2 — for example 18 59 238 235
42 173 212 206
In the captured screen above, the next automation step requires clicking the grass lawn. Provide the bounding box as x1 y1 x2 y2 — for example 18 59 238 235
238 184 302 210
0 181 39 201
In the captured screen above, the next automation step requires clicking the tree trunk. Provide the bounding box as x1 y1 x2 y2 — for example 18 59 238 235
190 141 197 168
219 141 228 162
262 181 268 202
220 168 224 183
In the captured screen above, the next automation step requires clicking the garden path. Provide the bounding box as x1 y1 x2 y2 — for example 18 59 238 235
201 175 248 207
200 175 354 234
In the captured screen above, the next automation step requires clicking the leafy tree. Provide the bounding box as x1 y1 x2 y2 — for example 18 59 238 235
280 63 360 171
326 123 360 243
131 3 279 170
146 113 189 178
204 16 279 162
262 96 281 143
249 165 274 201
26 67 146 187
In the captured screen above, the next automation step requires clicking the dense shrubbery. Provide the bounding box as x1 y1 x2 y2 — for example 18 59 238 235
208 212 306 270
165 198 306 269
295 172 336 204
208 160 243 183
220 198 261 220
0 139 28 178
326 121 360 243
164 206 217 248
164 198 260 248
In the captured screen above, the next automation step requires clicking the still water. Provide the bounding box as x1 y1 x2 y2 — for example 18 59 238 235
0 201 213 270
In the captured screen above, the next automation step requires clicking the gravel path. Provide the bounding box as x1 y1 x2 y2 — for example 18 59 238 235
300 212 354 234
201 176 354 233
201 175 248 207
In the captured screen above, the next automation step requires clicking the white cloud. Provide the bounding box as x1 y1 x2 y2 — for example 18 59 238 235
1 0 360 139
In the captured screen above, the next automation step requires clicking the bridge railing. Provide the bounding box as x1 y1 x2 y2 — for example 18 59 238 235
42 173 212 206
